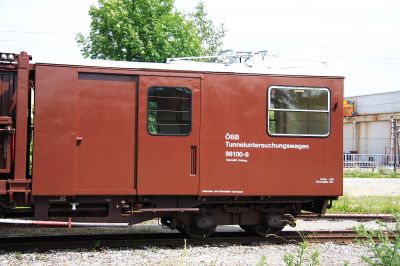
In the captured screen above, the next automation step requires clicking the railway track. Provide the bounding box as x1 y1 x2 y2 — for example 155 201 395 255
0 213 395 251
0 229 394 251
298 213 396 222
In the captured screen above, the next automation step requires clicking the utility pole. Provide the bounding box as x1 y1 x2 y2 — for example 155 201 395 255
394 118 397 172
397 120 400 173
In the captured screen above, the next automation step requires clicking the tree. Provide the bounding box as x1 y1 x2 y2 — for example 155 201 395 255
189 1 225 57
76 0 225 63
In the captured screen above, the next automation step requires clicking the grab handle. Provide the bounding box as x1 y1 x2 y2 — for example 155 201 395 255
190 145 197 176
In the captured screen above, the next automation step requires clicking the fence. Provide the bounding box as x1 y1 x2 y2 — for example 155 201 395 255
343 153 398 169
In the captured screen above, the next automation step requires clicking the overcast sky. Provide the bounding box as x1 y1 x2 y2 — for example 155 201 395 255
1 0 399 97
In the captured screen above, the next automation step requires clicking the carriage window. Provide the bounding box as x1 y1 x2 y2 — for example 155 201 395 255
268 86 330 137
148 87 191 136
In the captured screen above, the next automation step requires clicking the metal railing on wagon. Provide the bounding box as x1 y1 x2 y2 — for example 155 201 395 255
343 153 399 169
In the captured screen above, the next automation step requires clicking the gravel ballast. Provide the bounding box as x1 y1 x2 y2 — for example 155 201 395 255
0 243 372 266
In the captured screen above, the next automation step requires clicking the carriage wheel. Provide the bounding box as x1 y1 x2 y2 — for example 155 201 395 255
177 224 216 238
240 224 284 236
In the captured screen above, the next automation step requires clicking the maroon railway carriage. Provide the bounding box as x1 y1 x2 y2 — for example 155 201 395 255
0 52 343 237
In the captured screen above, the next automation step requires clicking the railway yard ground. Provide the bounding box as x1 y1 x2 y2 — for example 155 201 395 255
330 177 400 214
0 177 399 266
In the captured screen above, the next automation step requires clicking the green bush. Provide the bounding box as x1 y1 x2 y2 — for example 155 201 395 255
355 214 400 265
283 242 320 266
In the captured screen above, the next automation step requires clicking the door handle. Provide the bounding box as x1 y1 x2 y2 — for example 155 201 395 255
191 145 197 176
76 136 83 145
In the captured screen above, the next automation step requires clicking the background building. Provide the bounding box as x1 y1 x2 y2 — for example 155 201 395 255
343 91 400 167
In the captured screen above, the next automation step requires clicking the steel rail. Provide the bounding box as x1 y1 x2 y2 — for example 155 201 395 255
0 230 394 251
0 213 395 229
298 213 396 222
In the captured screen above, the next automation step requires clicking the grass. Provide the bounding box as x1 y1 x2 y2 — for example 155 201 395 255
344 168 400 178
257 255 267 266
283 241 320 266
329 195 400 214
179 239 187 266
278 216 400 266
14 252 22 261
356 215 400 265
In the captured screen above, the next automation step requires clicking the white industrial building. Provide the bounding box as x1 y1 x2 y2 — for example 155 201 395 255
344 91 400 167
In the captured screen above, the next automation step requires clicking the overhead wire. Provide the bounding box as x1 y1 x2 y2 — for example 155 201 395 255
1 31 399 60
0 30 79 35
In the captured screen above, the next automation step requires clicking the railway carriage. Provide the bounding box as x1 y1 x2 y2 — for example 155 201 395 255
0 52 343 238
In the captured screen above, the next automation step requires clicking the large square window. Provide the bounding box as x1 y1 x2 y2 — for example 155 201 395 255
268 86 330 137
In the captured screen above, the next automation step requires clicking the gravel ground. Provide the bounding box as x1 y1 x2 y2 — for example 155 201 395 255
0 178 397 265
0 243 371 266
344 177 400 196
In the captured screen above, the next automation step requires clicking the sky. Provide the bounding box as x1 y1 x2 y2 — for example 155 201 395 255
1 0 400 97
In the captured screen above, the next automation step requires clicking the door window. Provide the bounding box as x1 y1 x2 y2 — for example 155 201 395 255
148 87 192 136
